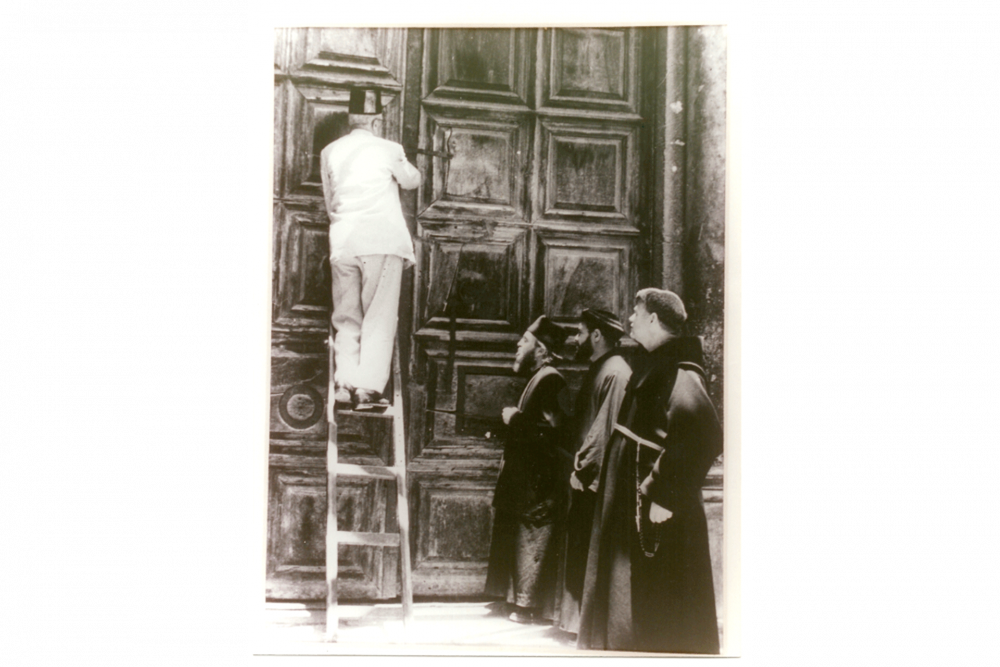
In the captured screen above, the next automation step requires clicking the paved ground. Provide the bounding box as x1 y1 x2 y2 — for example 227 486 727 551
251 602 728 658
257 600 620 657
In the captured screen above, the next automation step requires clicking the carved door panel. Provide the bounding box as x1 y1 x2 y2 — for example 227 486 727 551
267 28 409 600
404 28 651 596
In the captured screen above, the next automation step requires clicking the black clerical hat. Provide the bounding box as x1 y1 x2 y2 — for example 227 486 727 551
526 316 569 358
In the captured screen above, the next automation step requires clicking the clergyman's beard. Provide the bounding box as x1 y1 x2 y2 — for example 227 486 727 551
574 337 594 362
512 350 530 376
513 357 534 377
513 347 541 377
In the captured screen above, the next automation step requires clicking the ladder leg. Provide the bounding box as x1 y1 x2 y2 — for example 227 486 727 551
396 469 413 627
391 345 414 627
325 326 339 642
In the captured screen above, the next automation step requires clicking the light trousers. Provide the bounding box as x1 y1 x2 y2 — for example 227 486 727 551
330 254 403 393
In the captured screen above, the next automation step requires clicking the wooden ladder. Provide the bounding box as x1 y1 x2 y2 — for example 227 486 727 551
324 333 413 642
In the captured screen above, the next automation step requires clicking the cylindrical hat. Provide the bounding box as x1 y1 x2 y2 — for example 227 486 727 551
526 316 568 358
348 88 383 115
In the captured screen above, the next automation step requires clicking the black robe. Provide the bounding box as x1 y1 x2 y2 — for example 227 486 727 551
577 337 723 653
485 365 571 617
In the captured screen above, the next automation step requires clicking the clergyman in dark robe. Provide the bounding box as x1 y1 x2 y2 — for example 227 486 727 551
485 316 572 624
557 309 632 636
578 289 723 654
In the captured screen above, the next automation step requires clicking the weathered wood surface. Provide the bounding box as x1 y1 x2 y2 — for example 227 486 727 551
405 28 649 596
268 27 726 604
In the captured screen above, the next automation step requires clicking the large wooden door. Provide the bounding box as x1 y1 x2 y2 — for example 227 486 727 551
402 28 653 596
267 27 662 602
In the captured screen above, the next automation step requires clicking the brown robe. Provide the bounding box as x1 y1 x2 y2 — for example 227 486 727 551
557 350 631 634
577 337 722 653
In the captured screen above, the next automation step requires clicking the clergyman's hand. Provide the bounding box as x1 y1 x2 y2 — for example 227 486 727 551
502 407 520 425
569 472 585 492
523 499 555 527
649 501 673 523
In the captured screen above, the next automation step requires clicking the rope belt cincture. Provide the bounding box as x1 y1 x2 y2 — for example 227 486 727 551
613 423 665 453
614 423 665 558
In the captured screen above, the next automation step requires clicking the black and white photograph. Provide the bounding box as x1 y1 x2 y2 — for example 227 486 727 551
263 25 733 656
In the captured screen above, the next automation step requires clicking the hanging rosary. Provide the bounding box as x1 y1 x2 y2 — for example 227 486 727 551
636 440 660 558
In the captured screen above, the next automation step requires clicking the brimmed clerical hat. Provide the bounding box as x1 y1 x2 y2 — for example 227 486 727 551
580 308 626 340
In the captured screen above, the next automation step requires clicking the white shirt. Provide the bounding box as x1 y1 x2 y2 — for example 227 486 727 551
320 129 422 263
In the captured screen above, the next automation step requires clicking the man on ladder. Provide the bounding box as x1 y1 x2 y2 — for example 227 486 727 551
321 86 420 642
321 86 421 409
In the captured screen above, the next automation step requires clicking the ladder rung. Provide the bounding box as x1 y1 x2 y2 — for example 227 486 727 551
335 531 401 547
332 462 398 480
334 407 395 419
327 340 413 640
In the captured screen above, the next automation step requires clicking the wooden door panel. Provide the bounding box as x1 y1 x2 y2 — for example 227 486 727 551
274 27 405 204
405 333 586 597
414 349 520 459
405 347 516 596
454 365 527 439
274 81 285 197
418 108 532 222
273 204 330 329
278 84 346 202
406 347 589 596
272 382 326 436
270 349 396 459
410 476 497 597
269 348 326 438
536 118 639 227
534 232 635 323
277 25 410 145
266 463 397 600
415 223 528 335
423 28 533 106
539 28 639 115
552 139 620 210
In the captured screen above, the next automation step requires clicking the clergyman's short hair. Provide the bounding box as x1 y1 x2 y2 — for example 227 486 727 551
636 288 687 333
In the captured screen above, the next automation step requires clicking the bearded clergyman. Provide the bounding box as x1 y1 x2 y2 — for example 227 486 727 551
485 316 572 624
557 308 632 636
